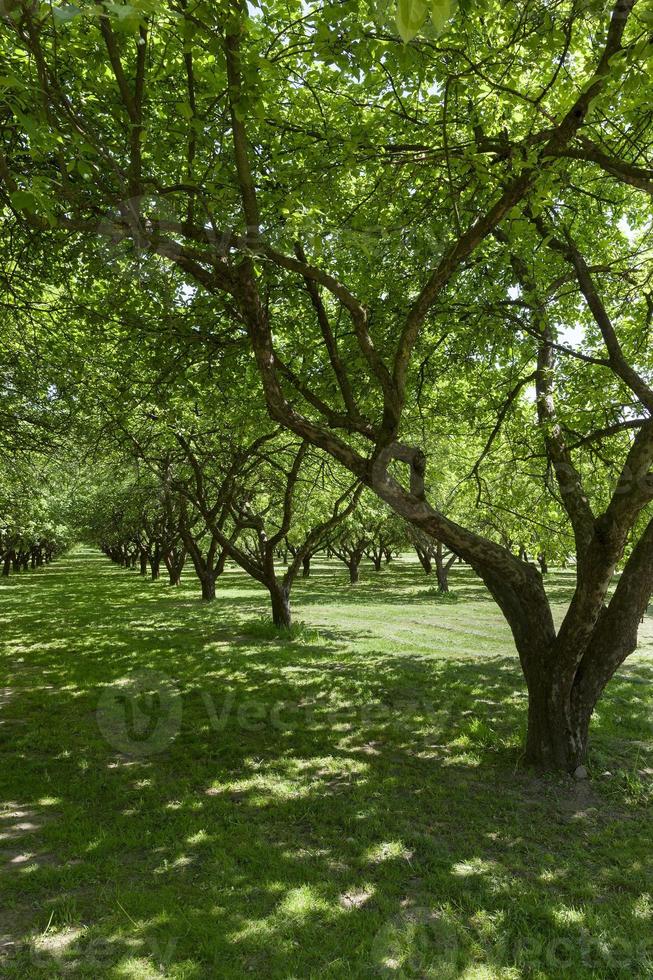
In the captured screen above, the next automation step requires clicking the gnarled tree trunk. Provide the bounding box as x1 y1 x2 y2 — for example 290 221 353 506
270 582 291 628
415 545 433 574
523 670 592 771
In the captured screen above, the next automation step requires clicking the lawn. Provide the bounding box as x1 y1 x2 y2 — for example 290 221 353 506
0 548 651 978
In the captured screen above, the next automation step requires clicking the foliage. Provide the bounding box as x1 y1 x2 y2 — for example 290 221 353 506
0 0 652 768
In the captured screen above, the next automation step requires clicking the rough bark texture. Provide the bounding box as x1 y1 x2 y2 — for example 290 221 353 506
523 670 592 771
200 574 216 601
270 584 291 628
415 545 433 575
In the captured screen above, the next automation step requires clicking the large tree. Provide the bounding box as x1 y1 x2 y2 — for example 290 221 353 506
1 0 652 769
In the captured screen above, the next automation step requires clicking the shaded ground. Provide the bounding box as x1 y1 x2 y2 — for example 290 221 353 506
0 549 651 978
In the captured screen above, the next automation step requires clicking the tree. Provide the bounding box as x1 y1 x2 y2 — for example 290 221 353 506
365 510 406 571
1 0 652 769
173 431 362 626
330 517 372 585
0 457 72 572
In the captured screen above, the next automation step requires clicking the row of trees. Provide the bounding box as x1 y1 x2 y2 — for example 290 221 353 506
85 458 472 601
79 441 363 627
0 460 72 575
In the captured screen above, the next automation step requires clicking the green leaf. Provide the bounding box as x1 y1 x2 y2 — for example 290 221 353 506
396 0 428 43
175 101 194 120
104 2 136 17
10 190 38 213
0 75 24 90
52 4 82 23
431 0 455 33
103 3 143 30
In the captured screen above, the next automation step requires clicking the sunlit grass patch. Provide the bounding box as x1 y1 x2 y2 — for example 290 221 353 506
0 548 651 978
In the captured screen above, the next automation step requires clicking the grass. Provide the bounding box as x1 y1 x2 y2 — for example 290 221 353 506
0 547 651 979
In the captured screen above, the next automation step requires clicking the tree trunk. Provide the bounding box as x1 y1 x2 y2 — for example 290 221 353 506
164 550 185 586
302 555 311 577
372 551 382 572
270 583 291 628
2 553 12 576
348 558 359 584
435 561 449 593
538 552 548 574
150 557 160 580
416 547 432 574
139 550 148 576
200 574 216 601
524 679 592 772
434 543 449 593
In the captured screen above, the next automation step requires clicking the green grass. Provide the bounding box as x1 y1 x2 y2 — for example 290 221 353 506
0 548 651 978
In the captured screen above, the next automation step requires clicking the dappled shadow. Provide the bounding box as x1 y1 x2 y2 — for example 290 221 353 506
0 549 651 977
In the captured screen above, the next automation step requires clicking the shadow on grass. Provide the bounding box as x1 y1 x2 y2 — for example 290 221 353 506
0 549 651 978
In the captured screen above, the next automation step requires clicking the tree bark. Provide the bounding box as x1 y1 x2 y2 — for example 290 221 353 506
434 543 449 593
523 673 592 771
200 574 216 601
164 549 185 586
416 546 432 574
348 558 360 584
270 583 292 628
435 561 449 593
302 555 311 577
